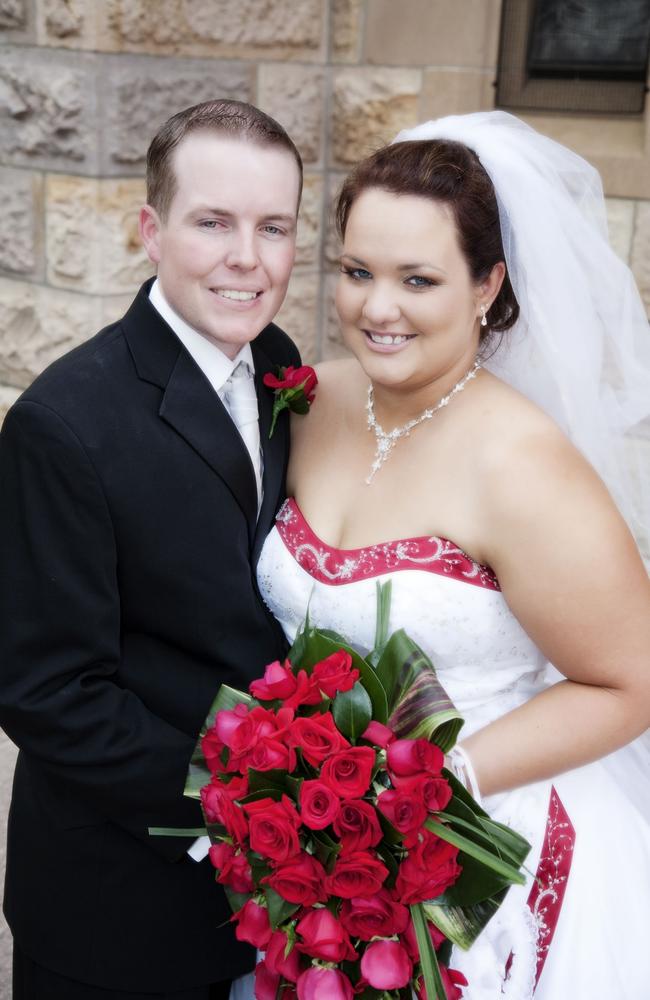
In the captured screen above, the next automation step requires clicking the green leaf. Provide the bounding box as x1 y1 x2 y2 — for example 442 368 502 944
247 769 301 800
263 886 300 929
373 579 393 652
332 680 373 740
424 890 508 951
424 819 527 886
148 826 207 837
410 902 447 1000
184 761 212 800
224 887 253 916
376 631 463 750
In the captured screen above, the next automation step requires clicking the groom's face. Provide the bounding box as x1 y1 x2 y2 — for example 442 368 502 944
140 132 300 359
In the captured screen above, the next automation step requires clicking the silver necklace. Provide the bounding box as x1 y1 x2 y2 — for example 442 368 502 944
365 360 482 484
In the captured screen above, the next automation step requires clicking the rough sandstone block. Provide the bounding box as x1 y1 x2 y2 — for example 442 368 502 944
331 68 421 167
296 173 324 269
0 0 34 42
35 0 96 48
98 0 325 61
0 47 98 172
46 175 153 294
275 271 320 363
0 0 26 28
331 0 363 64
324 172 345 270
0 167 44 278
605 198 635 264
0 278 100 387
258 63 325 165
100 55 253 174
420 69 495 120
630 201 650 317
323 272 350 360
364 0 501 69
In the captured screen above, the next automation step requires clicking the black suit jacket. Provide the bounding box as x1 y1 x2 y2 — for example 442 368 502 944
0 280 301 991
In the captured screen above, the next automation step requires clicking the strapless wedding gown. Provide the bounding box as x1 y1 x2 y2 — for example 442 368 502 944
254 498 650 1000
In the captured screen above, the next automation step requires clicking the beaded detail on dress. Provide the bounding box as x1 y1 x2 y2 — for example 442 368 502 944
275 499 500 590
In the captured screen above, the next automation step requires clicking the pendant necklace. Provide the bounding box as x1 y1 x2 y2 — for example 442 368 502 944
365 360 482 484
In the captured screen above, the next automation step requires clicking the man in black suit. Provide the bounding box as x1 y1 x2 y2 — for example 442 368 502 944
0 100 303 999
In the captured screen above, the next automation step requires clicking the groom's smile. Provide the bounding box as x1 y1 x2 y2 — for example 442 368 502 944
140 131 301 360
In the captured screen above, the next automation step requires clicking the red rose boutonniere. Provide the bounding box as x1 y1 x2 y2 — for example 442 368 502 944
262 365 318 437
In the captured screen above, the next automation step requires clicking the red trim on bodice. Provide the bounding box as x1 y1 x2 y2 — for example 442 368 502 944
275 499 500 590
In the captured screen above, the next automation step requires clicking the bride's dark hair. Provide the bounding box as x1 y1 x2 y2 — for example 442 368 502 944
335 139 519 335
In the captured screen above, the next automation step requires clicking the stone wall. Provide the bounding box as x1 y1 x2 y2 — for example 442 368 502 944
0 1 649 988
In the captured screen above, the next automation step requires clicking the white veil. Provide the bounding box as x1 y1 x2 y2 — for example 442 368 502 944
393 112 650 549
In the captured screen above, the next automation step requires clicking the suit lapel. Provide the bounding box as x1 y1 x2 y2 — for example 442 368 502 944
122 283 258 536
252 340 290 564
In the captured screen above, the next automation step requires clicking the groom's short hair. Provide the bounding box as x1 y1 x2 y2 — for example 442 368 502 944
146 99 303 220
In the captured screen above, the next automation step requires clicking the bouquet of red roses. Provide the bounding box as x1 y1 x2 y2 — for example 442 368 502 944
163 589 529 1000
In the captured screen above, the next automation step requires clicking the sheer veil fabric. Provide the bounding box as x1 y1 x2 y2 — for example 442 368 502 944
393 112 650 551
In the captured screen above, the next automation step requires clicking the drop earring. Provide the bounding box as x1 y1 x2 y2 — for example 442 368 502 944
480 304 488 328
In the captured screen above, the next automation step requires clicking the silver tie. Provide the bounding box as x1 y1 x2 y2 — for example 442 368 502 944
222 361 263 510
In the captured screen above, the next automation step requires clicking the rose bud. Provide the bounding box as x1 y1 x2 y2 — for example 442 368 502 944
296 967 353 1000
250 659 298 701
264 930 304 983
361 939 412 990
246 736 297 774
255 960 280 1000
201 726 226 773
264 365 318 403
209 842 254 893
296 907 357 963
333 799 382 851
311 650 359 698
395 831 462 905
320 747 376 798
323 850 389 899
376 786 428 842
214 703 250 747
244 795 301 863
362 721 396 748
299 780 340 830
387 738 443 777
234 899 272 949
289 713 349 768
263 850 327 906
339 889 409 940
416 967 468 1000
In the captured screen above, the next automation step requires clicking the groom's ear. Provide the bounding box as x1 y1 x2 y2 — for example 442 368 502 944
139 205 163 264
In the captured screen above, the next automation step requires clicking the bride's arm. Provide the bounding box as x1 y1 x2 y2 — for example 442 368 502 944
461 427 650 798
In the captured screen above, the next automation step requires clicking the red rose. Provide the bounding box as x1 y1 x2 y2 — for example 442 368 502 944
250 659 298 701
395 830 462 905
311 650 359 698
200 780 249 846
246 736 296 774
323 850 389 899
320 747 376 798
339 889 409 940
361 939 412 990
244 795 301 862
234 899 272 948
296 967 353 1000
263 850 327 906
333 799 382 851
362 721 396 749
299 780 340 830
263 365 318 403
420 775 453 813
264 930 304 983
255 960 280 1000
201 726 226 773
387 738 444 778
376 786 428 843
214 703 249 747
289 712 349 768
296 908 357 963
208 842 254 893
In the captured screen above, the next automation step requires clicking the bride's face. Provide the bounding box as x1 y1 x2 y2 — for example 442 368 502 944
336 188 484 393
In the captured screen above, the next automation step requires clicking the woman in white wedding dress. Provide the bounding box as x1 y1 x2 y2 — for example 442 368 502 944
256 114 650 999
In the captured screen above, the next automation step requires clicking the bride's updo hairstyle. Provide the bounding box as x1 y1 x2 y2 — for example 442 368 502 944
335 139 519 337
